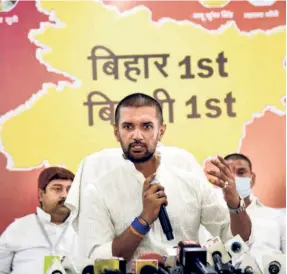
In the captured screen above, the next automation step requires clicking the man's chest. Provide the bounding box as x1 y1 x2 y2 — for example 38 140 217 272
103 179 201 236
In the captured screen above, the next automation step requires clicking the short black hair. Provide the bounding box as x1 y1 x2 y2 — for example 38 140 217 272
115 93 163 125
224 153 252 170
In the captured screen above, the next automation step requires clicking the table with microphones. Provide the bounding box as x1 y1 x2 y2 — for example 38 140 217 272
44 235 286 274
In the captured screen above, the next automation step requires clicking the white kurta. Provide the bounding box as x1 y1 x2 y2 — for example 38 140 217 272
65 146 208 232
78 158 232 260
246 197 285 269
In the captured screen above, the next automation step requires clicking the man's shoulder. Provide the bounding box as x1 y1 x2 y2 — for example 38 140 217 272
84 148 122 162
2 213 36 234
80 148 124 179
88 163 127 188
160 146 196 158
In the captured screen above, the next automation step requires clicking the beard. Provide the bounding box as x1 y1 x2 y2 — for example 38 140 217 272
121 140 156 163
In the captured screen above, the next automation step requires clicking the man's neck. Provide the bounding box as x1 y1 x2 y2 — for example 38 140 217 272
50 212 69 225
134 155 159 178
39 206 70 224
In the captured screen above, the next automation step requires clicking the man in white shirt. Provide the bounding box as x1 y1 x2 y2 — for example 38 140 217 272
77 93 252 261
224 153 286 268
0 167 78 274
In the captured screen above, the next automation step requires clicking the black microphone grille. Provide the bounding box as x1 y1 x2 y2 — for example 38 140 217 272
268 261 281 274
140 265 158 274
231 241 242 253
82 265 94 274
244 266 254 274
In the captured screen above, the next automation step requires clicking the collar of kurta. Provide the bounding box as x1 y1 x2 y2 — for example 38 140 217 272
248 194 264 209
36 206 73 224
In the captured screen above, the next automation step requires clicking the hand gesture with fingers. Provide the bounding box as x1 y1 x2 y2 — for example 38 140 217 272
206 155 240 209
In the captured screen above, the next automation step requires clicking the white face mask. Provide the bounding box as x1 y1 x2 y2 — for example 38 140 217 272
235 177 252 198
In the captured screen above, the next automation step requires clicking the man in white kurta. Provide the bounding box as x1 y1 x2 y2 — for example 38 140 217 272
74 93 252 261
78 155 232 259
0 167 78 274
0 207 77 274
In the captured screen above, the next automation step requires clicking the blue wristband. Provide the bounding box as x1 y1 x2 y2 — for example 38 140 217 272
131 217 150 235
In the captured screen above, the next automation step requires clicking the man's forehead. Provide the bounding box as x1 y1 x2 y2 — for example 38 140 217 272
227 159 250 169
49 179 72 186
119 106 158 122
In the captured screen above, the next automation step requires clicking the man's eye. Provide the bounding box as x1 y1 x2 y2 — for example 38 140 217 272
144 124 152 129
123 125 132 129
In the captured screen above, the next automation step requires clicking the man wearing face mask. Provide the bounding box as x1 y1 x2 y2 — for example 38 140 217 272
224 153 285 268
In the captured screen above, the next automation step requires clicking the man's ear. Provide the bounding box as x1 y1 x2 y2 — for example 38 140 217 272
158 123 166 141
38 188 44 203
251 172 256 188
113 124 120 142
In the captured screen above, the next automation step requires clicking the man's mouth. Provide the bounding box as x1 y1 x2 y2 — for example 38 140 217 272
58 200 66 206
131 144 146 153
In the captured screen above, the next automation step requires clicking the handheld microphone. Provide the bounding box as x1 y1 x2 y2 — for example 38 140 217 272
152 177 174 241
158 205 174 240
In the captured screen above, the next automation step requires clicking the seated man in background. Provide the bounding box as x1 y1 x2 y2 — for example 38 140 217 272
225 154 285 260
201 153 285 269
0 167 77 274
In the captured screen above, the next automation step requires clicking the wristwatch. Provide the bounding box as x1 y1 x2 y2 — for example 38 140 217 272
228 196 246 214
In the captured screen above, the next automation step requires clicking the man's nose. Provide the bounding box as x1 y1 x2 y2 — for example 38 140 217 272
132 128 144 140
60 189 68 199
